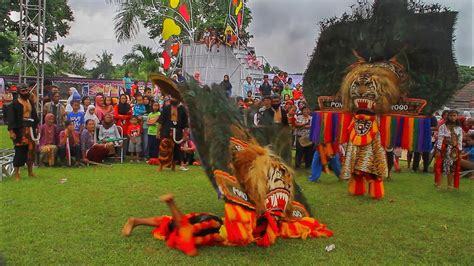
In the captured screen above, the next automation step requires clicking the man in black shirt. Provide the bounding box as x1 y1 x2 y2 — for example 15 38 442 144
157 97 189 171
259 75 272 97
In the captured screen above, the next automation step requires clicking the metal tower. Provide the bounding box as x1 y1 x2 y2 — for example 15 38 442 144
19 0 46 121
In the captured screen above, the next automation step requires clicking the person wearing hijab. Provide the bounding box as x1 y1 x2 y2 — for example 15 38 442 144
94 94 105 121
220 75 232 98
114 94 132 135
65 87 83 113
38 113 59 166
84 105 100 127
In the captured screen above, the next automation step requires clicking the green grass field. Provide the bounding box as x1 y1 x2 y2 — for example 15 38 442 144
1 160 472 264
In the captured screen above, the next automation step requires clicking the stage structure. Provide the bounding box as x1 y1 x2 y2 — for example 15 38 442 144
19 0 46 122
148 0 267 97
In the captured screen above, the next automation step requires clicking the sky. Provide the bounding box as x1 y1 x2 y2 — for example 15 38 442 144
50 0 473 73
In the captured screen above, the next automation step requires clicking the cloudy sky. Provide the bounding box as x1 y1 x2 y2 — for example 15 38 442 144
51 0 473 73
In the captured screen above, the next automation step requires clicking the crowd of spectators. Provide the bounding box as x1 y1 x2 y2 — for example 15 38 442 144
2 71 197 171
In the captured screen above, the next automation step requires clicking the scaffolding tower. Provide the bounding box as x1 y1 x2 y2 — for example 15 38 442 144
19 0 46 122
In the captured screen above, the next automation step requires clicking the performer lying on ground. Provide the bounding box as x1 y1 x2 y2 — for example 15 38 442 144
122 74 332 256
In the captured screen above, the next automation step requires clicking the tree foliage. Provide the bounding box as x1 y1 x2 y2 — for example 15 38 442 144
44 44 88 77
122 44 161 82
108 0 253 43
90 51 115 79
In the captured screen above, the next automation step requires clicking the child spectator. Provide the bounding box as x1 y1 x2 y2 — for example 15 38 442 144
102 96 115 119
147 102 161 159
38 113 59 166
133 95 147 117
58 120 81 166
84 105 100 127
246 50 262 69
66 100 85 132
180 132 196 169
243 76 255 96
98 113 122 161
127 116 142 162
81 96 92 112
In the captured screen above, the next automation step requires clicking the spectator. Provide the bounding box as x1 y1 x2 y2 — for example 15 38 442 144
66 100 85 132
294 106 313 168
255 96 272 126
281 83 293 100
65 87 83 113
114 94 132 136
98 113 122 161
271 85 280 96
260 95 289 126
123 71 132 96
287 77 296 89
180 132 196 168
171 74 179 84
243 76 255 96
246 50 262 69
43 91 66 130
461 133 474 171
38 113 59 166
147 102 161 159
127 116 143 162
84 105 100 128
102 96 115 119
220 75 232 98
193 71 202 84
259 75 272 96
133 94 147 117
144 87 153 99
143 96 153 114
81 96 91 112
292 84 303 101
58 120 81 166
131 81 139 97
176 70 186 83
94 95 105 121
272 75 284 89
81 119 114 163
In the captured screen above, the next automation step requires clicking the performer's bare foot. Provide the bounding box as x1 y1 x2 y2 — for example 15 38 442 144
159 194 174 202
122 218 136 236
15 174 20 181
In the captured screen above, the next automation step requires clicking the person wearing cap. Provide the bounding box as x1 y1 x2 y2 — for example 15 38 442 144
7 84 39 180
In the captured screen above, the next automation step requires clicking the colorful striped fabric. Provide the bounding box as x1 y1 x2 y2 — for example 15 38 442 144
309 112 432 152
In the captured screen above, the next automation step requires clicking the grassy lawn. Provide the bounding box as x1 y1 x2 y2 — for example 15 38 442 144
0 161 472 265
0 125 9 149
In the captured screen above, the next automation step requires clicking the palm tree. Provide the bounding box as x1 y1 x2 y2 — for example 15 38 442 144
91 50 115 79
46 44 69 76
122 44 160 83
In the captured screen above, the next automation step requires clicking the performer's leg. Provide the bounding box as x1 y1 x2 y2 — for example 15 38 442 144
308 151 322 182
13 145 28 181
412 152 421 171
303 145 313 169
348 172 366 196
447 174 454 189
368 175 384 199
329 153 342 180
386 151 394 178
122 217 166 236
422 152 430 172
407 151 413 168
294 141 303 168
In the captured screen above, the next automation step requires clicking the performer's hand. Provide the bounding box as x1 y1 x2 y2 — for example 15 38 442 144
9 132 16 140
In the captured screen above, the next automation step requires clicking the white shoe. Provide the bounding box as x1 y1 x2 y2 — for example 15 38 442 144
179 166 189 171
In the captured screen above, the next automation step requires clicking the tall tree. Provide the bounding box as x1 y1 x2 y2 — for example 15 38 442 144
122 44 161 83
91 51 115 79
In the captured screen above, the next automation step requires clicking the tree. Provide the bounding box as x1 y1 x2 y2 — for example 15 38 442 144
108 0 253 43
44 44 88 77
458 65 474 88
91 51 115 79
122 44 161 83
0 0 74 61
